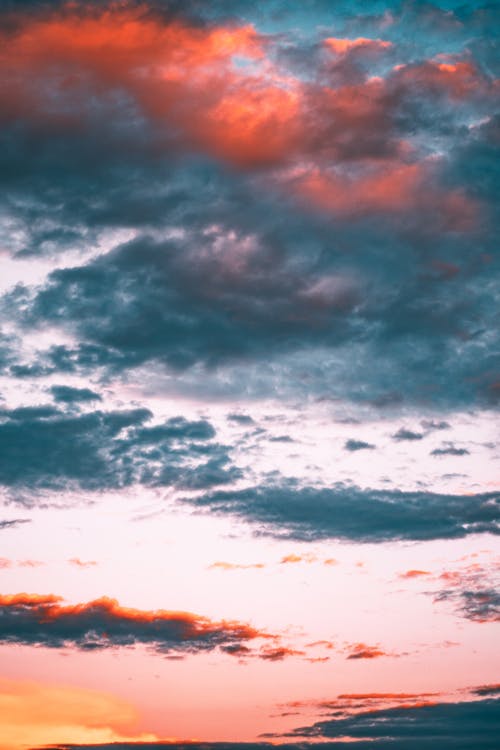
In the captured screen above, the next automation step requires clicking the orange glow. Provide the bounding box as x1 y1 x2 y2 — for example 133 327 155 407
0 677 159 750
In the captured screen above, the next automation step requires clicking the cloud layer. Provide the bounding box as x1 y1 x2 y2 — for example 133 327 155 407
0 0 497 409
189 481 500 542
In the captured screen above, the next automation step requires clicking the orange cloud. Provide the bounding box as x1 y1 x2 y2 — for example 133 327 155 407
68 558 98 568
0 677 159 750
346 642 387 660
0 3 299 167
0 2 483 224
325 37 392 56
208 561 265 570
0 592 274 652
338 692 437 700
280 553 317 564
292 158 478 229
259 646 305 661
399 569 431 579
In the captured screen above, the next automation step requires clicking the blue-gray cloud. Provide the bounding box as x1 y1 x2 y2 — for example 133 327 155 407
283 697 500 748
0 404 238 496
344 439 376 451
185 480 500 543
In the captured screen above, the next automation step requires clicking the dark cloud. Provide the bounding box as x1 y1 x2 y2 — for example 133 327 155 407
392 428 425 442
9 233 360 371
0 403 238 496
50 385 102 403
5 207 499 409
431 444 470 456
473 685 500 697
421 419 450 431
0 593 274 655
344 439 375 451
0 0 497 412
227 414 255 425
283 697 500 748
186 480 500 543
0 518 31 530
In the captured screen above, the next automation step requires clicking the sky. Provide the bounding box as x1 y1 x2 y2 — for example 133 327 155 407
0 0 499 748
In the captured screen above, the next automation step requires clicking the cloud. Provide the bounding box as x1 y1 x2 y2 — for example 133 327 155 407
50 385 102 403
344 439 375 451
259 646 305 661
0 558 44 568
392 428 425 442
68 558 97 568
0 403 239 496
421 420 450 431
434 587 500 623
345 643 388 660
284 696 500 747
0 593 274 655
0 518 31 530
431 443 470 456
402 560 500 623
398 569 430 579
187 480 500 542
0 0 497 414
227 414 255 426
324 37 392 57
208 561 265 571
473 685 500 697
39 697 500 749
280 553 317 564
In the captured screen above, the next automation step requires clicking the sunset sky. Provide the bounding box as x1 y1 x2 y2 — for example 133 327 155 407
0 1 499 748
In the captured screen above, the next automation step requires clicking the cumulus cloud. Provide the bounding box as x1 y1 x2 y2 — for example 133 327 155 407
0 0 497 411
